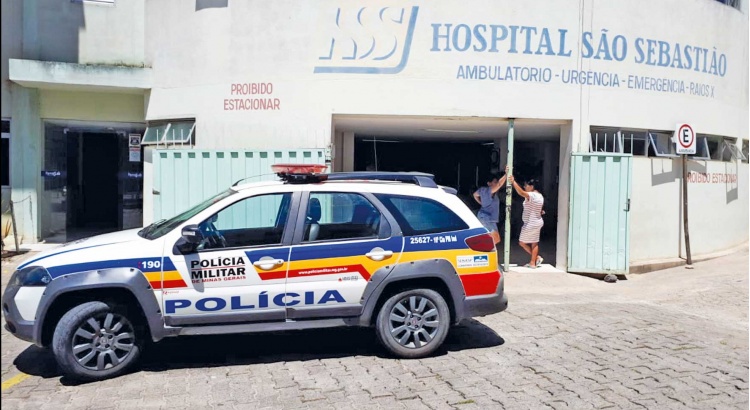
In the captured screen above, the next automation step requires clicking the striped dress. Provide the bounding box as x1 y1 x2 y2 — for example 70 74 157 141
519 191 544 243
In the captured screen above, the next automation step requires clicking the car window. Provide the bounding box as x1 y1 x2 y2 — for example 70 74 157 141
198 193 292 250
304 192 381 242
375 194 468 236
139 189 237 240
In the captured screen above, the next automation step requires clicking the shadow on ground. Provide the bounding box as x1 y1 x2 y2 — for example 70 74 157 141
14 319 504 385
1 250 29 260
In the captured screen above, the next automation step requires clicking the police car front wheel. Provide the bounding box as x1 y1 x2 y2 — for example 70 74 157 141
52 301 143 381
376 289 450 359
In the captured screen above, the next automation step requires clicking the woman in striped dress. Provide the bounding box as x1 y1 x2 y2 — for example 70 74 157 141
510 176 545 268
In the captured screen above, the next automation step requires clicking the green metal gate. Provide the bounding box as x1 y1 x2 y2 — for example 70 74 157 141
153 149 326 220
568 153 633 274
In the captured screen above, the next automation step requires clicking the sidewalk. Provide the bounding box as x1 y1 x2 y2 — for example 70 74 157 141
505 245 749 347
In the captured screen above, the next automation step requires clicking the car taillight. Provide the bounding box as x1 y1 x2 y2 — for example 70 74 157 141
465 233 496 252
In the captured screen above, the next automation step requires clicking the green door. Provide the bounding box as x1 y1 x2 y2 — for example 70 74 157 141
568 153 632 274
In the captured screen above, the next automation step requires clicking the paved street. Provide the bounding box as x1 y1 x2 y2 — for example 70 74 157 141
1 248 748 409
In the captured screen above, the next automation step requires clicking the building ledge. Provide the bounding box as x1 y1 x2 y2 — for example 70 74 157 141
9 59 152 94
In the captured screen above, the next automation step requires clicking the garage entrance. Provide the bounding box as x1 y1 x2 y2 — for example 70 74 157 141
334 115 565 268
354 138 494 205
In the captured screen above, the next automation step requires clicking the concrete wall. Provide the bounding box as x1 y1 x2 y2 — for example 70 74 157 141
25 0 145 65
2 0 147 244
1 0 23 119
630 158 749 262
40 90 145 123
9 87 42 244
557 124 574 269
141 0 747 151
1 0 26 242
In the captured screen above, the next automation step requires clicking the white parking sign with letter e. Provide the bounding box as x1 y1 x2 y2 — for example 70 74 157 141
674 123 695 155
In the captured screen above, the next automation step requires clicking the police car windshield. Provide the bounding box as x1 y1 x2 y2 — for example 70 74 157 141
138 189 237 240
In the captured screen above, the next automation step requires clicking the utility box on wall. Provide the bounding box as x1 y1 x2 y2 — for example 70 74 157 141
152 149 326 220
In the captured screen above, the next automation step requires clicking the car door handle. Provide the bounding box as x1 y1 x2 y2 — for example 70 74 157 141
365 249 393 261
253 258 285 270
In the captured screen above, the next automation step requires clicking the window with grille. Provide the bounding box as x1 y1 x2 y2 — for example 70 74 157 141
589 127 745 161
141 120 196 146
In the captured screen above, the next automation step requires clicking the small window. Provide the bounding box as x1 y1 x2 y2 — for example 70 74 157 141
141 124 168 144
198 193 292 250
723 139 747 162
648 132 678 158
705 137 720 160
589 130 622 153
376 194 468 236
164 122 196 143
690 135 743 162
704 136 738 162
692 137 711 160
1 120 9 187
622 131 648 156
304 193 381 242
589 127 648 155
141 120 195 145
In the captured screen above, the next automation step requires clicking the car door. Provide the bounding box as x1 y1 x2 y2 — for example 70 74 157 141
163 191 299 325
284 189 403 319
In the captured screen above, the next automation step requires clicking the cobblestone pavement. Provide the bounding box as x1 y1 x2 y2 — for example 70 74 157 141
2 248 748 409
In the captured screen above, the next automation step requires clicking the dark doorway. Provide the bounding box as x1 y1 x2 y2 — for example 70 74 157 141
354 138 495 210
77 133 119 229
353 136 560 267
507 141 560 266
43 123 145 243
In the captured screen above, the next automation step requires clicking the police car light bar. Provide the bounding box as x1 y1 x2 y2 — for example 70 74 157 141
271 164 328 174
272 164 329 184
271 164 438 188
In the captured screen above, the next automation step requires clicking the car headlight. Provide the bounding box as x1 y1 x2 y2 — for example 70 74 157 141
12 266 52 287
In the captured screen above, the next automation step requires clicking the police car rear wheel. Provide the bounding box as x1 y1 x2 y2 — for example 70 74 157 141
52 302 142 381
376 289 449 359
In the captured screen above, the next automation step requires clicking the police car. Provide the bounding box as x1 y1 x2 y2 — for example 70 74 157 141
3 165 507 381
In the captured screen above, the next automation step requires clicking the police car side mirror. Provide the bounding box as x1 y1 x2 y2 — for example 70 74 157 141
176 225 203 255
181 225 203 245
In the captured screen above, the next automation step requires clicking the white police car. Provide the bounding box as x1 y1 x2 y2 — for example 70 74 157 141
3 165 507 381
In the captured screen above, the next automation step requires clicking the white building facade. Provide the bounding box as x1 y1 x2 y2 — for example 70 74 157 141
1 0 748 272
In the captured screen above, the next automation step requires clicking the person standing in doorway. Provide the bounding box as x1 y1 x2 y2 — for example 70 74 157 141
473 171 507 248
510 176 545 268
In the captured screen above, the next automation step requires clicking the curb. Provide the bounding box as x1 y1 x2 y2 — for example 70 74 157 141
629 242 748 274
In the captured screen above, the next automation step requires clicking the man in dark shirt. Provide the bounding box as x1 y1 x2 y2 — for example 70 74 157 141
473 171 507 247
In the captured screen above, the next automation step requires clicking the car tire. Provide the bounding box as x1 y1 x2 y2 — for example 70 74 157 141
375 288 450 359
52 301 143 381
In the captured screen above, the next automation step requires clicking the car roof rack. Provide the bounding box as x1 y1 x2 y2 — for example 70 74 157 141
325 172 438 188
